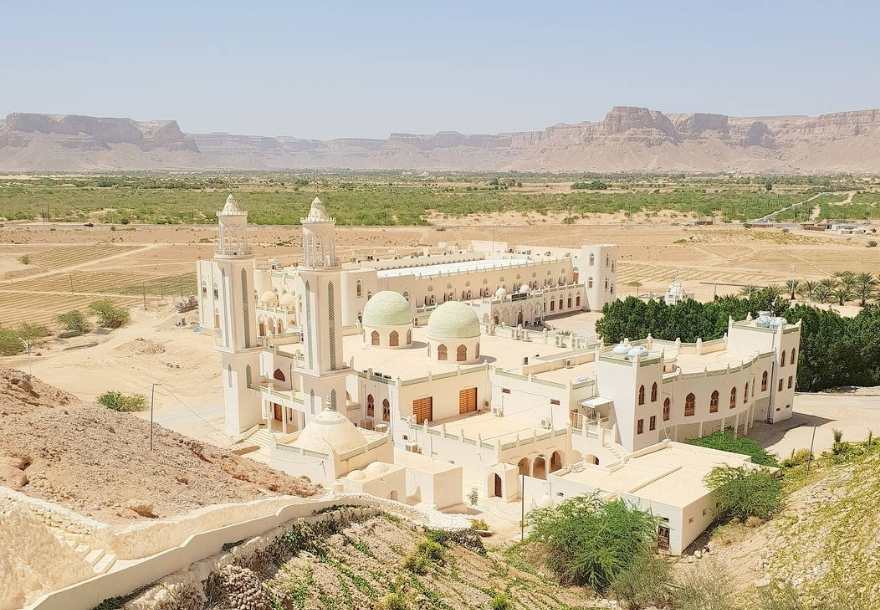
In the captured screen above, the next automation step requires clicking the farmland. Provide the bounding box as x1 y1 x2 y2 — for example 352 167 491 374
1 173 877 227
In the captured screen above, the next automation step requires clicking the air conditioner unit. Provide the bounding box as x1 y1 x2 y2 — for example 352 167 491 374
540 418 552 429
405 441 421 454
491 405 504 416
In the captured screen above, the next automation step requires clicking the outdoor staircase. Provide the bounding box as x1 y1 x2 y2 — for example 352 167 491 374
60 533 116 574
603 442 627 466
247 427 277 452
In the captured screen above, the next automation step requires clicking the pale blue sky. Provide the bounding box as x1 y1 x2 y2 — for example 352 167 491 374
2 1 878 139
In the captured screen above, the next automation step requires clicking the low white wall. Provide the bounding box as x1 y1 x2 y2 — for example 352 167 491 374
26 493 470 610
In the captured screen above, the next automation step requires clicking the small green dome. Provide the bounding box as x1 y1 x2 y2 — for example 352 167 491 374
363 291 412 327
427 301 480 339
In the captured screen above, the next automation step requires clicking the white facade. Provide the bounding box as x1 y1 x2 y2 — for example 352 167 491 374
202 194 801 554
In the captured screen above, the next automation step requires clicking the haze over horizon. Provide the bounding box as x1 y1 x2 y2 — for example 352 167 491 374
4 1 880 140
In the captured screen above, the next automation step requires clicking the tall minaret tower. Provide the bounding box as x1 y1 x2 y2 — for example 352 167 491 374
214 194 262 436
295 196 348 415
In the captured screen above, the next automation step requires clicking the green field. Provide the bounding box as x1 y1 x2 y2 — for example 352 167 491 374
0 173 875 226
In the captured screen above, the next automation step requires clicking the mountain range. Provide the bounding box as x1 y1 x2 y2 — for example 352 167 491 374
2 106 880 173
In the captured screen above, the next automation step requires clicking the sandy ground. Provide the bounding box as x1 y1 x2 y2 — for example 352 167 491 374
749 390 880 457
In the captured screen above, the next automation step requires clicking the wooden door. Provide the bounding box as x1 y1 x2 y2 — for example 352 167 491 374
459 387 477 415
273 403 282 421
493 474 502 498
412 397 433 425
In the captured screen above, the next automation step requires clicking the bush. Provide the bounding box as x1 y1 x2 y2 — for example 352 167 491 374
672 561 737 610
705 466 783 521
402 551 429 574
17 254 31 265
377 591 408 610
56 310 92 334
780 448 813 468
89 299 130 328
610 551 673 609
490 591 513 610
527 494 657 591
16 322 49 344
687 430 779 466
752 580 805 610
402 536 445 574
470 518 490 531
867 240 877 248
98 391 147 412
0 330 24 356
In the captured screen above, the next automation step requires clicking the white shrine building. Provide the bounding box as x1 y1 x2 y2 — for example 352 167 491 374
198 194 801 554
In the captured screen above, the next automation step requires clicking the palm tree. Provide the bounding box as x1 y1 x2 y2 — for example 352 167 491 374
739 285 759 298
831 287 851 306
785 279 800 301
853 272 878 306
813 282 832 303
834 271 858 295
798 280 817 302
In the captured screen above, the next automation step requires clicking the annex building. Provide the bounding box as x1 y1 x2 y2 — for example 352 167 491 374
197 195 800 554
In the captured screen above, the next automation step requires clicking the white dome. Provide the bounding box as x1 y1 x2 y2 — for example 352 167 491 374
495 287 507 299
364 462 389 475
627 346 648 358
347 470 366 481
291 409 366 455
363 291 411 327
279 293 295 308
260 290 277 305
612 343 630 354
427 301 481 339
518 284 530 294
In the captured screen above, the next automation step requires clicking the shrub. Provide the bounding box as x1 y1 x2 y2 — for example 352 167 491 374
98 391 147 412
672 561 737 610
89 299 130 328
16 322 49 344
705 466 782 521
610 551 673 609
377 591 408 610
470 518 490 531
468 487 479 505
687 430 779 466
17 254 31 265
780 448 813 468
0 330 24 356
867 240 877 248
490 591 513 610
56 309 92 334
752 580 805 610
402 551 429 574
527 494 657 591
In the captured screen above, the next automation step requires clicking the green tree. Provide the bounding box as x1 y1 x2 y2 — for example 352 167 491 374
797 280 816 301
56 309 92 334
0 330 25 356
784 279 799 301
853 272 877 306
527 494 657 591
610 551 672 609
89 299 130 328
16 322 49 343
705 466 782 521
831 287 850 306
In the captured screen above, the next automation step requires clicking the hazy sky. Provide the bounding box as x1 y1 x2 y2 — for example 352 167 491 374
3 1 878 139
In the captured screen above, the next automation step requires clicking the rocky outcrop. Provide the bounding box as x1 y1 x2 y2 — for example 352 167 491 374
3 106 880 172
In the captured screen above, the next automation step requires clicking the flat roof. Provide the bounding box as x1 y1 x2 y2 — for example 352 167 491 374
342 326 573 380
376 256 532 279
531 361 598 385
431 410 550 444
558 441 753 508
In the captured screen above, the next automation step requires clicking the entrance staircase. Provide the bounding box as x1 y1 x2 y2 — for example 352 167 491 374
58 532 116 574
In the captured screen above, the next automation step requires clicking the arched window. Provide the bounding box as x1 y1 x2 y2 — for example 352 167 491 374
651 382 658 402
558 298 563 310
663 398 671 421
437 344 447 360
788 376 793 389
638 385 645 405
273 369 285 382
780 350 787 367
576 295 581 307
245 365 253 388
778 378 784 391
456 344 467 362
550 300 555 312
389 330 399 347
589 253 595 266
588 277 594 288
367 394 374 417
371 330 380 346
710 390 719 413
744 382 749 402
729 387 737 409
685 393 696 416
356 280 362 298
382 398 390 421
762 371 768 391
567 297 572 308
406 329 412 344
790 349 796 365
328 282 336 370
329 389 337 411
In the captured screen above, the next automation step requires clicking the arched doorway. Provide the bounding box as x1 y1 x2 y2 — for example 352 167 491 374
493 474 503 498
550 451 563 472
517 457 530 476
389 330 399 347
532 456 547 480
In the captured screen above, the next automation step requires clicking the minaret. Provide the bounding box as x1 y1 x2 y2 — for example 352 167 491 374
214 194 262 436
296 196 348 415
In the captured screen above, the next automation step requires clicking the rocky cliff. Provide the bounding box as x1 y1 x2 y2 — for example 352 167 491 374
2 106 880 173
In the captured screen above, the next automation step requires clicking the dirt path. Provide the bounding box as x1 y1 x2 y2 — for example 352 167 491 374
752 192 827 223
0 243 157 285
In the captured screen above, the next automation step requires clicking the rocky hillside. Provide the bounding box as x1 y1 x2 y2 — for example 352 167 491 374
2 106 880 173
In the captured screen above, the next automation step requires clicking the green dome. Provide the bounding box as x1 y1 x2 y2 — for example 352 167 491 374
362 291 412 327
427 301 480 339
